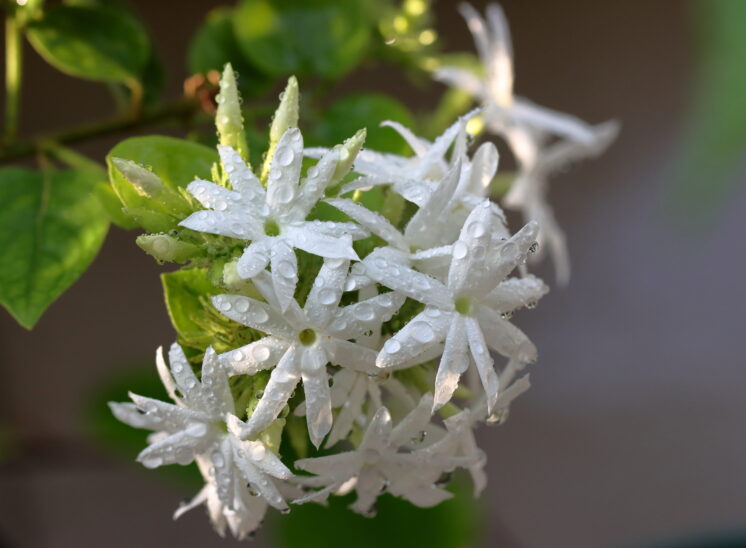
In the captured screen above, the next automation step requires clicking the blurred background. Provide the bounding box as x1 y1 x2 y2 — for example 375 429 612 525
1 0 745 547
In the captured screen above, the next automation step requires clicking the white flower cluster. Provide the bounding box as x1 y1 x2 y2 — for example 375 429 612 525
110 2 614 540
435 3 618 283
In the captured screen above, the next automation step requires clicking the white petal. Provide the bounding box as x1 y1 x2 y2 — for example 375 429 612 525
433 66 485 99
218 145 265 201
433 316 469 411
236 239 271 279
180 210 259 240
212 294 295 339
325 374 367 448
447 199 494 294
270 239 298 312
186 179 242 211
232 451 288 511
266 128 303 218
329 291 405 340
404 160 462 248
243 346 301 439
136 429 209 468
294 146 339 218
155 346 179 404
211 437 236 508
465 317 499 413
301 219 369 240
390 393 434 447
167 343 205 408
201 347 233 416
304 258 349 327
511 98 598 144
326 198 407 250
219 337 290 376
476 305 537 363
359 407 392 451
329 339 378 374
350 470 386 515
361 256 452 310
283 224 359 260
376 310 451 370
484 274 549 313
300 347 333 448
380 120 429 157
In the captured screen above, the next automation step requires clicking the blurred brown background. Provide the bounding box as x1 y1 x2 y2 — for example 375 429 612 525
2 1 745 547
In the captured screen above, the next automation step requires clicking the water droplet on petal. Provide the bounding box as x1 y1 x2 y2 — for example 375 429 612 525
453 241 468 260
212 450 226 468
384 339 401 354
236 298 250 313
252 344 271 362
276 147 294 167
252 308 269 324
186 422 208 438
318 288 337 305
250 444 266 461
277 260 296 279
353 303 375 322
410 321 435 343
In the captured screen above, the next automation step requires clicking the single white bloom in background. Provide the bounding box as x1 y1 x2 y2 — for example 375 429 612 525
435 2 600 144
109 344 293 513
503 121 619 284
293 394 477 515
180 131 367 310
370 200 542 412
213 264 405 448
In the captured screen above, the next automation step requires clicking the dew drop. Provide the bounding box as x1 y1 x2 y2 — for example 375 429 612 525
277 260 295 279
252 308 269 324
318 288 337 305
142 456 163 469
384 339 401 354
212 450 226 468
250 444 266 461
353 303 375 322
186 422 208 438
467 221 486 238
276 147 294 167
252 344 271 362
453 241 468 260
410 321 435 343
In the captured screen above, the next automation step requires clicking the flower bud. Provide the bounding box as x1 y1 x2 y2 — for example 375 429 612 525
111 157 191 217
136 233 201 264
332 128 366 183
216 63 250 163
261 76 299 183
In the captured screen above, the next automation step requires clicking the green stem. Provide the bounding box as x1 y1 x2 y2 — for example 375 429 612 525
4 9 22 141
0 97 199 164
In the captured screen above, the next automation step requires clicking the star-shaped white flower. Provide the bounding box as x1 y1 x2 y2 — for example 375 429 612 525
213 264 405 448
503 121 619 284
109 344 293 512
293 394 475 515
174 455 268 540
368 200 544 412
180 129 367 310
435 3 600 144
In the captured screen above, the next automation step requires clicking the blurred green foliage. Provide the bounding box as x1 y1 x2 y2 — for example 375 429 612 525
670 0 746 222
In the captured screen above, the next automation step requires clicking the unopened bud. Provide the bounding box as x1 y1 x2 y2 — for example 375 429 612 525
261 76 299 182
216 63 250 163
136 234 200 264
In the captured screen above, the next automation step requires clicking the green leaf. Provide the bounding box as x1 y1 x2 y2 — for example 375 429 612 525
26 5 149 83
0 168 109 329
161 268 222 343
233 0 372 79
107 136 217 231
311 94 414 154
188 7 271 99
269 476 484 548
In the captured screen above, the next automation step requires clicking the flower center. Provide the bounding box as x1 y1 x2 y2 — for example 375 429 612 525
298 328 316 346
264 219 281 237
454 296 473 316
216 420 228 434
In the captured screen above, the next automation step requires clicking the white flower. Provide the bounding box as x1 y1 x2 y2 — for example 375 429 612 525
435 3 600 144
109 344 293 513
369 200 544 412
293 394 475 515
174 456 268 540
503 121 619 284
180 131 367 311
212 264 405 448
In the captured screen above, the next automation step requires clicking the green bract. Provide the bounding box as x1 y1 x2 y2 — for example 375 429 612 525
0 168 108 329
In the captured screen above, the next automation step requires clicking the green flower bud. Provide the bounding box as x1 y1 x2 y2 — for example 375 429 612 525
111 157 191 217
136 234 201 264
122 207 177 233
332 128 366 183
261 76 299 183
222 259 262 298
216 63 250 163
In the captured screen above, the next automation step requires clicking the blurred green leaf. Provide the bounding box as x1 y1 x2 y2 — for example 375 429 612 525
26 5 149 83
670 0 746 220
188 7 271 99
107 136 217 231
0 168 109 329
269 476 484 548
312 94 414 154
232 0 372 79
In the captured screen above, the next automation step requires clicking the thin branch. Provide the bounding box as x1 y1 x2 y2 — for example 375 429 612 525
4 8 22 141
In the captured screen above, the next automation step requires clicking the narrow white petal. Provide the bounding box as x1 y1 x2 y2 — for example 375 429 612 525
433 316 469 411
329 339 378 373
294 146 339 218
136 429 208 468
218 145 265 200
326 198 407 250
380 120 429 157
167 343 205 408
236 239 271 279
201 347 233 416
361 255 452 310
186 179 242 211
300 347 333 449
325 374 367 448
155 346 179 404
232 453 288 511
433 66 485 98
484 274 549 313
376 310 451 370
350 470 386 515
390 393 434 447
180 210 258 240
465 317 499 413
304 258 349 327
243 346 301 439
284 225 359 260
266 128 303 217
476 305 537 363
212 294 295 339
270 239 298 312
448 199 494 294
219 337 290 376
511 98 598 144
329 292 405 340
